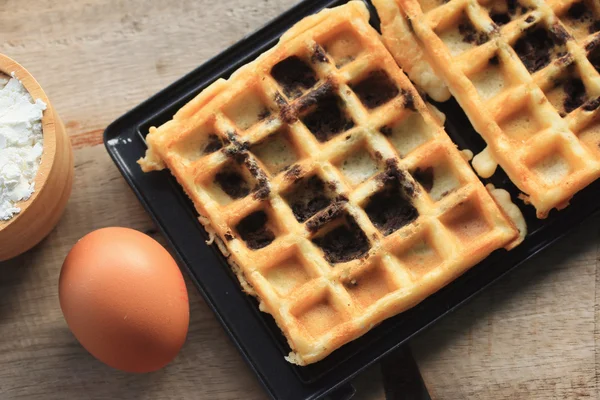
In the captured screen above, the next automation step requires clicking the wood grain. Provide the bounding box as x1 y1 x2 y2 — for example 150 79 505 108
0 1 598 399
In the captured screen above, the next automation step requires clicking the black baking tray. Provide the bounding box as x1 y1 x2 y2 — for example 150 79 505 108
104 0 600 398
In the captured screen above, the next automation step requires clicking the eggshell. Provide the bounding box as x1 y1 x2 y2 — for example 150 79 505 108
59 227 189 373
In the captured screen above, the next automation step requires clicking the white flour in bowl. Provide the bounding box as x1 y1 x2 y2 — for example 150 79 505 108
0 73 47 221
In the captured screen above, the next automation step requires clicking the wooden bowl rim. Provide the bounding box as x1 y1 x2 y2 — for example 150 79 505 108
0 53 56 232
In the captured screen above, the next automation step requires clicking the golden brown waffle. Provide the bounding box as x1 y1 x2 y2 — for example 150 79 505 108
374 0 600 218
139 1 519 365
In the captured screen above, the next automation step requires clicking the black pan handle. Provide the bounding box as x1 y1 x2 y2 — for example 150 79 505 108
325 383 356 400
381 346 431 400
327 345 430 400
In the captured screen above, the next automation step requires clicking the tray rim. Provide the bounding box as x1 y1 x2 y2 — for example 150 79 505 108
103 0 600 397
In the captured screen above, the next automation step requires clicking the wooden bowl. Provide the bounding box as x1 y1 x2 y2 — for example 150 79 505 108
0 54 74 262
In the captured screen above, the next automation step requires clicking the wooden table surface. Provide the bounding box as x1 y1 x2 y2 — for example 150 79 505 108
1 1 599 399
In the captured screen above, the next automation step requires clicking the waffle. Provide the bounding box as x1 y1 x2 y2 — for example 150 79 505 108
139 1 520 365
374 0 600 218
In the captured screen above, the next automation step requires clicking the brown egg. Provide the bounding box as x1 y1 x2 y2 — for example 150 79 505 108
59 227 189 373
